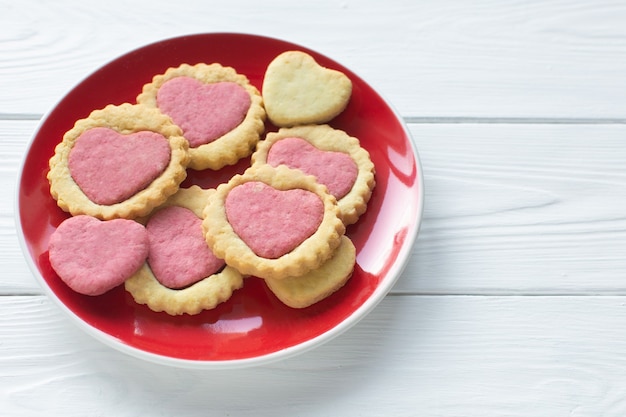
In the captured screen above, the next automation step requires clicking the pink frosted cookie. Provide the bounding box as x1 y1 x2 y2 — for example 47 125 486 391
266 137 356 199
203 164 345 280
49 215 149 296
68 127 171 206
146 206 224 289
225 181 324 259
48 103 190 220
125 186 244 315
137 63 266 170
252 124 375 225
156 77 250 148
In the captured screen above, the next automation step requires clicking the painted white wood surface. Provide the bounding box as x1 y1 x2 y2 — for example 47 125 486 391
410 123 626 295
4 295 626 417
2 1 626 416
2 0 626 118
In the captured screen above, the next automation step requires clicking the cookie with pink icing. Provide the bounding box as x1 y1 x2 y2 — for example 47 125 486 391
48 103 190 220
252 124 375 225
137 63 266 170
49 215 149 296
146 205 224 290
203 164 345 280
125 186 244 315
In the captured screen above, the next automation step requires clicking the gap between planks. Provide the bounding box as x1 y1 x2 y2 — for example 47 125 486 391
404 117 626 125
3 114 626 125
4 293 626 299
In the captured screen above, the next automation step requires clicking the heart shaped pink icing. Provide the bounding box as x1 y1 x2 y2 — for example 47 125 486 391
146 206 225 289
156 77 251 148
48 215 149 296
267 137 358 199
69 127 171 205
225 181 324 259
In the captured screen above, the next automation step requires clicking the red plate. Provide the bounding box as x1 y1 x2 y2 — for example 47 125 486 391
16 33 423 368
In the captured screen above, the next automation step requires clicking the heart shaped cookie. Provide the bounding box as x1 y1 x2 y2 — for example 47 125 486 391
69 127 172 205
262 51 352 127
204 164 345 280
125 186 244 315
48 103 189 220
156 77 251 148
147 206 225 289
136 63 266 171
49 215 149 296
266 137 358 199
225 181 324 259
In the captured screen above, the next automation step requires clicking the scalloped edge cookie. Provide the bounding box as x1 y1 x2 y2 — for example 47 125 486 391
203 164 345 280
125 263 244 316
264 235 356 308
252 124 375 225
48 103 189 220
125 186 244 315
137 63 266 171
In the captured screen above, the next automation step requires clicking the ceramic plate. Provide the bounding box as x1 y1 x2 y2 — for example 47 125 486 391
16 33 423 368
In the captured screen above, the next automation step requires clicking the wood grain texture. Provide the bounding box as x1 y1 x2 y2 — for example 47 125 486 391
1 0 626 118
3 295 626 416
0 120 39 294
404 123 626 295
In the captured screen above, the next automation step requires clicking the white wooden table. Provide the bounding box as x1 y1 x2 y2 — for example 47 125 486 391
3 1 626 415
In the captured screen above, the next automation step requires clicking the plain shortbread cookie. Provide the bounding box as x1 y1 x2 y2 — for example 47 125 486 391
264 235 356 308
262 51 352 127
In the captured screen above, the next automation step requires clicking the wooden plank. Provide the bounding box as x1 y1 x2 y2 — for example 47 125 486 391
2 0 626 118
404 123 626 295
4 120 626 294
2 295 626 416
0 120 39 293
